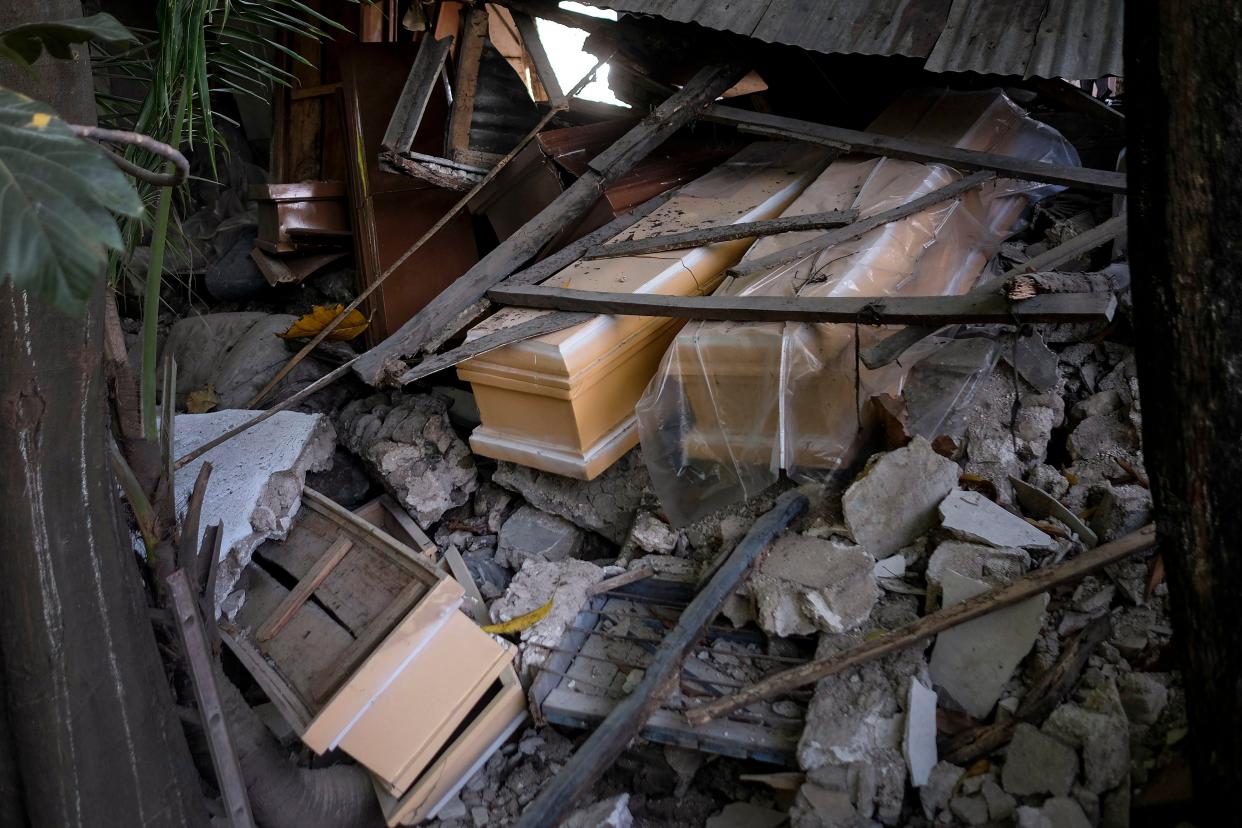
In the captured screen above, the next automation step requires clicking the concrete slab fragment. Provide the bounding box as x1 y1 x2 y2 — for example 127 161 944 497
938 488 1056 550
843 437 960 559
174 409 335 612
929 570 1047 718
903 678 938 787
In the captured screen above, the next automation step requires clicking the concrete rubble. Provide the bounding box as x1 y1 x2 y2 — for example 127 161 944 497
495 504 585 569
173 409 335 611
938 488 1056 550
746 535 878 637
337 391 478 527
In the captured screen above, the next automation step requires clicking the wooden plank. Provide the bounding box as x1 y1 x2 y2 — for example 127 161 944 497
167 569 255 828
529 601 605 725
513 491 808 828
512 11 563 102
309 578 428 703
583 209 858 260
728 170 995 279
256 537 355 643
487 284 1117 325
704 105 1128 194
508 188 680 285
382 33 454 154
397 311 593 385
219 627 314 733
303 488 442 583
353 62 750 387
448 7 488 163
685 525 1158 727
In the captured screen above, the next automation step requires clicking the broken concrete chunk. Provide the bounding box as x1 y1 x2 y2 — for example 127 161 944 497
920 761 963 820
949 794 990 825
749 536 878 637
903 678 937 787
174 409 335 611
1002 723 1079 796
925 540 1030 608
495 505 584 569
1118 672 1169 726
1010 474 1098 547
1043 701 1130 794
629 511 679 554
929 570 1047 718
981 778 1016 821
563 793 632 828
1016 797 1093 828
705 802 787 828
798 633 930 822
1067 414 1139 462
874 554 906 578
491 449 648 544
842 437 960 559
938 488 1055 550
338 392 477 527
489 557 606 680
1088 483 1152 542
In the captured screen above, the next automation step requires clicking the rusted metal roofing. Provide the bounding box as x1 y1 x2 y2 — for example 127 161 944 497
925 0 1124 78
580 0 1123 79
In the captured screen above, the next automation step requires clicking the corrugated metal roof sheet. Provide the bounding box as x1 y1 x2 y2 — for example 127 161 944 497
580 0 1123 79
925 0 1124 78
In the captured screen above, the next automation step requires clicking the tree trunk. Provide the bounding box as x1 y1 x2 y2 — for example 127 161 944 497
1126 0 1242 810
0 2 207 825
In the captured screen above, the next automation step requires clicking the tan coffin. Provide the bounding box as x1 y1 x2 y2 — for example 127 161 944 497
457 141 833 479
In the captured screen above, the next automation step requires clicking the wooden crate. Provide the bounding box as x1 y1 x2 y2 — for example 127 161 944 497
221 488 517 802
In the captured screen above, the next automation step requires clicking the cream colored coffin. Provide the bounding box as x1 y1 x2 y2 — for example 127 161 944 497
666 91 1041 473
457 142 832 479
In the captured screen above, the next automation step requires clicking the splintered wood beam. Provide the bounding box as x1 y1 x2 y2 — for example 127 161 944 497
255 537 355 643
685 525 1157 727
353 62 750 387
447 6 488 163
857 213 1128 370
583 208 858 260
396 311 593 385
704 105 1128 194
727 171 995 280
512 11 563 102
513 491 809 828
486 284 1117 326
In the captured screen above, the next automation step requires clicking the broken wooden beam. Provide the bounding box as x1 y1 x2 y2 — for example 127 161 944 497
166 568 255 827
940 615 1111 765
1005 267 1130 299
396 311 593 385
704 105 1128 194
382 31 454 155
583 208 858 260
727 171 996 279
486 284 1117 326
684 525 1157 727
512 11 564 103
353 62 750 387
513 491 809 828
858 214 1128 370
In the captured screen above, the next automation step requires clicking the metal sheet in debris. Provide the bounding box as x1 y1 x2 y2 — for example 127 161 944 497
583 0 1123 79
925 0 1124 79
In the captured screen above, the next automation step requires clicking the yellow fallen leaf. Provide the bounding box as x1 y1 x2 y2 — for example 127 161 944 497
185 384 218 413
481 599 552 635
278 304 369 341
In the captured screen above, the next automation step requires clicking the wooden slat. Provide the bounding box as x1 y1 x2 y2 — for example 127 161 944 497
397 311 593 385
728 171 995 279
487 284 1117 326
383 33 454 154
309 578 428 703
704 105 1128 194
513 491 808 828
448 7 488 162
583 209 858 260
256 537 354 643
354 63 750 386
512 11 563 102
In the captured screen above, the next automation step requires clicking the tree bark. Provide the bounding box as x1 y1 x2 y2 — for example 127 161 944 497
1126 0 1242 809
0 2 207 825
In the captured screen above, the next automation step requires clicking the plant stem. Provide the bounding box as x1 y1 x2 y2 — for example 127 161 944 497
140 82 189 440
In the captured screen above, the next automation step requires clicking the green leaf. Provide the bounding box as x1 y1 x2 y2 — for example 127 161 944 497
0 13 138 71
0 87 142 314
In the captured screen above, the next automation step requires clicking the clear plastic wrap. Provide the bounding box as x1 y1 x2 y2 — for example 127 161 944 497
636 90 1079 525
